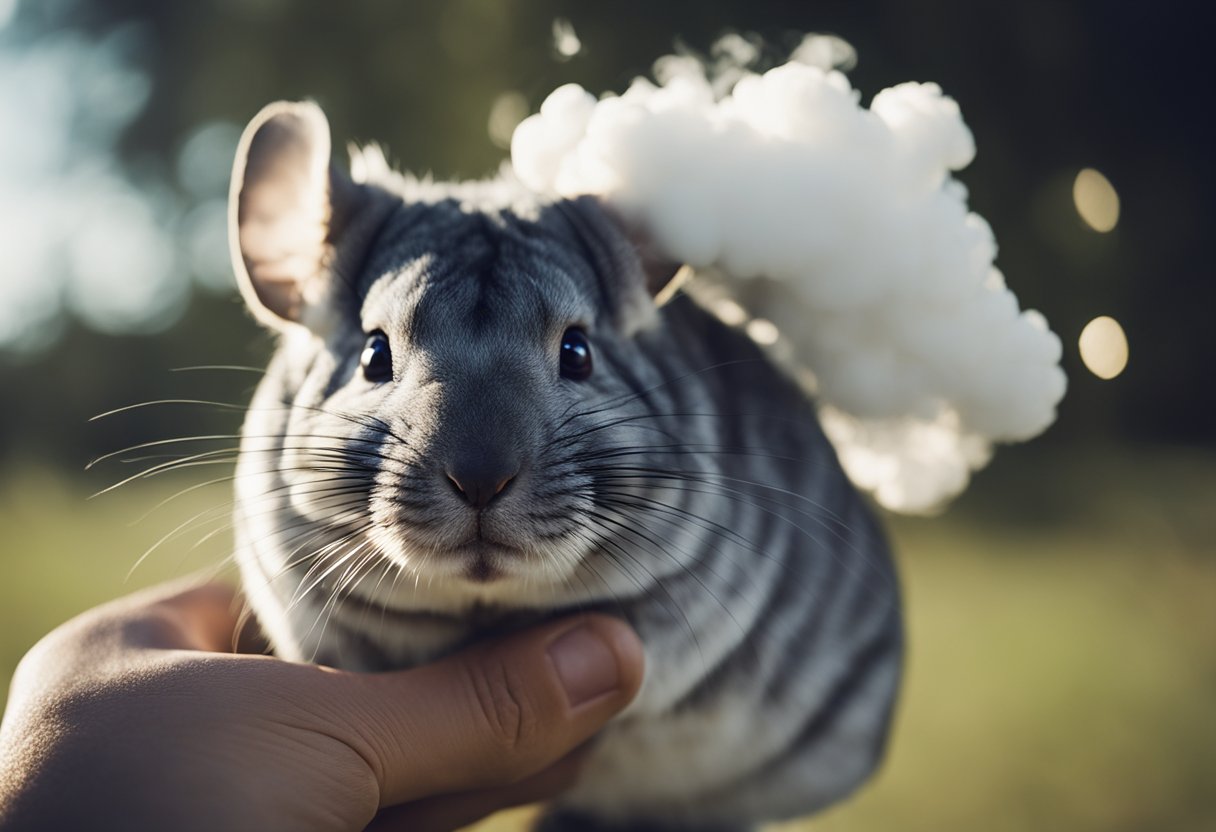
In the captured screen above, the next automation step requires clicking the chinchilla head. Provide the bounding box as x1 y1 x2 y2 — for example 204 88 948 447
229 101 686 596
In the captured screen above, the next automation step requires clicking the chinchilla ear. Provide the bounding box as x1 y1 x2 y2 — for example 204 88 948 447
597 200 690 305
558 196 691 334
633 235 692 307
228 100 390 331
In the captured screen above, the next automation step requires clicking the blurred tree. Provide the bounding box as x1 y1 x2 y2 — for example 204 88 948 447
1 0 1211 475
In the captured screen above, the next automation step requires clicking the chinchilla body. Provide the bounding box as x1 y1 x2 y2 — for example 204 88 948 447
231 102 901 830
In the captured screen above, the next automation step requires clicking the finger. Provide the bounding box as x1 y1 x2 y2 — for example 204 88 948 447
7 579 239 696
85 579 243 653
364 746 590 832
33 577 240 654
325 614 644 807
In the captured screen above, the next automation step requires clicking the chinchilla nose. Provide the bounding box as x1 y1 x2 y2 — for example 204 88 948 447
445 451 519 509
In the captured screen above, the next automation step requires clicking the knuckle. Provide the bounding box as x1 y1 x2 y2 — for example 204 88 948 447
464 655 541 756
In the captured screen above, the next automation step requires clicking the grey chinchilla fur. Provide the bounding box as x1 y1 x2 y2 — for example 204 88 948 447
229 101 901 830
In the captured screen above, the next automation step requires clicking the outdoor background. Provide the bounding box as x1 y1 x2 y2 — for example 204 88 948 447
1 1 1212 830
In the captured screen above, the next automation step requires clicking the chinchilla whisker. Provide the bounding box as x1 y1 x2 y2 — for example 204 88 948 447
587 549 657 624
599 468 883 585
235 504 372 548
231 476 376 510
317 547 391 652
113 453 231 466
561 524 639 622
160 527 249 585
338 554 384 620
91 447 253 497
129 479 375 580
574 406 827 433
296 554 361 646
569 441 817 469
293 524 377 590
231 601 266 656
185 522 238 557
93 456 252 498
238 445 397 470
582 514 705 662
345 549 385 600
551 410 772 453
556 358 768 433
87 435 244 470
92 395 408 451
588 497 758 613
357 557 400 635
597 479 894 599
90 398 251 422
269 510 370 553
589 464 853 530
134 468 372 524
594 476 841 569
598 490 843 626
170 364 267 375
576 519 651 598
589 471 830 538
377 559 415 644
594 489 788 572
312 545 382 653
549 413 684 450
285 527 377 615
257 524 368 591
126 502 241 581
90 431 403 471
590 493 837 627
236 488 372 525
126 483 370 581
279 399 408 445
367 559 398 643
553 408 851 463
589 497 759 611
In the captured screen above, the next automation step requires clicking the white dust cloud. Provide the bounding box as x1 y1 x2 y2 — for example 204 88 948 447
512 34 1066 512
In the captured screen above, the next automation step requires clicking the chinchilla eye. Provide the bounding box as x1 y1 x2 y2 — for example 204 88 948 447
361 331 393 383
560 327 593 381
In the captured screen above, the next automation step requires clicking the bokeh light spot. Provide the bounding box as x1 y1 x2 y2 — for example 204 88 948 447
177 121 242 199
746 317 780 345
1078 315 1129 380
1073 168 1120 233
552 18 581 59
711 297 748 326
0 0 17 30
488 91 529 149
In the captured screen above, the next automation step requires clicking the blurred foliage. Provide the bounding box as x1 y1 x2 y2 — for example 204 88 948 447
1 1 1213 830
0 0 1213 472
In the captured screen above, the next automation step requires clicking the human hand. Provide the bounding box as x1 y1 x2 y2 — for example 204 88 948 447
0 581 644 831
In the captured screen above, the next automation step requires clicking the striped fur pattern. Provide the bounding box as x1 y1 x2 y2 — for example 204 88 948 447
234 174 902 829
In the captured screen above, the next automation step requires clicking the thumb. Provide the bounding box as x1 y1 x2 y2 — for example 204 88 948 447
325 615 644 808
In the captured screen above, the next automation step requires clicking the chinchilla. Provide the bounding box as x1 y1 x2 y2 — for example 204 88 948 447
229 101 901 831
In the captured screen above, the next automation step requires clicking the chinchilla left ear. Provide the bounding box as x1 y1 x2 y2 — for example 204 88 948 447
555 195 692 335
228 100 393 331
599 200 690 305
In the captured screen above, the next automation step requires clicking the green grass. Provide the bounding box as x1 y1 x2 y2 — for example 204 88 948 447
1 449 1213 831
0 468 236 704
798 518 1216 832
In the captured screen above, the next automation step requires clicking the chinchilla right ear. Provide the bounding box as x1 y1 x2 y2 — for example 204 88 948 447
228 100 395 331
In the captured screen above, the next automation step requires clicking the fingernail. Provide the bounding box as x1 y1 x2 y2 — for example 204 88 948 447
548 624 620 708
